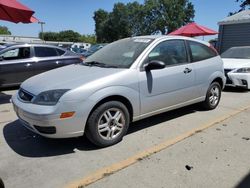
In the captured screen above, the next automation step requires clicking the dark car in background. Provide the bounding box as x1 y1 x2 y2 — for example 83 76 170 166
0 43 83 88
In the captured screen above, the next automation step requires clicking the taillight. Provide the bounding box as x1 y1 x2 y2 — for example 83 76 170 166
80 56 86 61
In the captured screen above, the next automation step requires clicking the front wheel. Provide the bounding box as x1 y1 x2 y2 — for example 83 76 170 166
85 101 130 147
202 82 221 110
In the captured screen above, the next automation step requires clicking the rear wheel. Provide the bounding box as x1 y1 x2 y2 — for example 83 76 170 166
202 82 221 110
85 101 130 147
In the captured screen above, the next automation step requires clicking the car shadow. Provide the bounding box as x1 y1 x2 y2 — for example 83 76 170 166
128 104 199 134
223 87 249 93
3 104 199 158
0 92 12 105
235 171 250 188
3 120 98 158
0 86 19 92
0 86 19 105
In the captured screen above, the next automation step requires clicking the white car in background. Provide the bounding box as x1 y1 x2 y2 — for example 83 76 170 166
222 46 250 89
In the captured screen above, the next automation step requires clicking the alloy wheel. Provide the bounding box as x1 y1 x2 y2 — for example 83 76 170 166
209 86 220 106
97 108 125 141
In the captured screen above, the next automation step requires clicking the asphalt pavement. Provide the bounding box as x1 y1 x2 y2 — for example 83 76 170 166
0 88 249 188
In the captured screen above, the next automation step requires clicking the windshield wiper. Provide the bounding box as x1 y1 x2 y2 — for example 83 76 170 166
83 61 119 68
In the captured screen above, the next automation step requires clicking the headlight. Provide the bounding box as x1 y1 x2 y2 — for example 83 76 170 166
236 68 250 73
32 89 69 105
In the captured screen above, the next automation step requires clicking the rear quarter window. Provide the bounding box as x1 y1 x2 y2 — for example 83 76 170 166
56 48 66 56
188 41 217 62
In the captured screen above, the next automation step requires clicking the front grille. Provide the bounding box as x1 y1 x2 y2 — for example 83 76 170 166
224 69 233 84
18 88 34 102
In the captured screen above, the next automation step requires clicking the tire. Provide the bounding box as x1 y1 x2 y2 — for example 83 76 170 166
85 101 130 147
202 82 221 110
0 178 4 188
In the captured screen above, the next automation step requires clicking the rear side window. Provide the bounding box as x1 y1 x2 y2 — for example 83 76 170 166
56 48 65 55
188 41 217 62
34 47 58 57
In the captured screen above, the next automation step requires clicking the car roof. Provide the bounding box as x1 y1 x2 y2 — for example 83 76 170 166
1 43 67 51
132 35 210 46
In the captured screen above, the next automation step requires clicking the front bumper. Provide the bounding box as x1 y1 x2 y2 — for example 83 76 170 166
11 93 92 138
224 70 250 89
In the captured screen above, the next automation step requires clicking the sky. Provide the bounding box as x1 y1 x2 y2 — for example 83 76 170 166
0 0 241 40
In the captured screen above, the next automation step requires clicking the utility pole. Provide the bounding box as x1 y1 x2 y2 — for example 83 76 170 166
38 21 45 41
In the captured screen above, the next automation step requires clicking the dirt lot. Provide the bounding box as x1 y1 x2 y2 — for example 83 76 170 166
0 88 250 188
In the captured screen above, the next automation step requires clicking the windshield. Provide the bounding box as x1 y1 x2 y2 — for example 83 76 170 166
84 38 153 68
221 47 250 59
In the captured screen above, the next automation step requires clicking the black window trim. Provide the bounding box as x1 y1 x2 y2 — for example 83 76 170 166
184 40 192 63
55 47 66 56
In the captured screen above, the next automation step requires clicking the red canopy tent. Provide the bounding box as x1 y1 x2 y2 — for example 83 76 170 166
168 22 218 37
0 0 38 23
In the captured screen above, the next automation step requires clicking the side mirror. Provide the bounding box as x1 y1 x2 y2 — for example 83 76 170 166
0 56 3 61
144 60 165 71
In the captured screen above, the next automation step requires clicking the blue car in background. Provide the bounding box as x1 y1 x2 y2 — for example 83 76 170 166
81 43 107 58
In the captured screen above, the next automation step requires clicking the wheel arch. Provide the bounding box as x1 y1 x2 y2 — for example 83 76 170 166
86 95 134 126
211 77 224 89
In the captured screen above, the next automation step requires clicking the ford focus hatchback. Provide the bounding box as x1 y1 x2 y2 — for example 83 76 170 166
12 36 226 147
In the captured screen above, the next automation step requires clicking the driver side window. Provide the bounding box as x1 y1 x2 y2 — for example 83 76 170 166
1 47 30 60
147 40 188 66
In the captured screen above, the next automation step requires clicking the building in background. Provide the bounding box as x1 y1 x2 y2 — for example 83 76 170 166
218 10 250 54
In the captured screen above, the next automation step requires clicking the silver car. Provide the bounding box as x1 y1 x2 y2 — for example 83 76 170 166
12 36 226 147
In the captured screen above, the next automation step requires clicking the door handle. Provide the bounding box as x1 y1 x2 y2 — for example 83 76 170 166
56 61 63 65
25 63 31 67
184 68 192 74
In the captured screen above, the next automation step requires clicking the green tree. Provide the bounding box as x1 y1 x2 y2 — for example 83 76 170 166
39 31 96 44
0 26 11 35
143 0 195 34
127 2 146 36
237 0 250 11
39 30 81 42
80 34 96 44
39 32 58 41
93 0 195 42
58 30 81 42
93 9 109 42
101 3 132 42
230 0 250 15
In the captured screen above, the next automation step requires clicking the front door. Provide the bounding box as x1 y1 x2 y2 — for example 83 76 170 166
139 39 198 116
0 46 34 87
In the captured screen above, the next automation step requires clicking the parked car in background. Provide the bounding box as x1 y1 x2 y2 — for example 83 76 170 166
12 36 225 147
81 43 107 58
70 46 87 54
0 43 83 88
0 45 5 51
221 46 250 89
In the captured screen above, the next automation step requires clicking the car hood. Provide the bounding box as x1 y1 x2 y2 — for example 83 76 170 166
21 64 126 95
222 58 250 69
